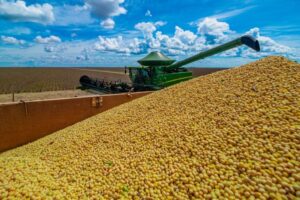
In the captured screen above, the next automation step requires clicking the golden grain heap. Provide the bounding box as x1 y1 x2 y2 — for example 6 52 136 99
0 56 299 199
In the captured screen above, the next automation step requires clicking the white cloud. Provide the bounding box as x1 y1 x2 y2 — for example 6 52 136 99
155 30 188 52
145 10 152 17
0 40 109 66
94 24 200 55
134 21 201 54
174 26 197 45
101 18 115 29
197 17 233 43
0 0 54 24
241 27 291 58
134 21 167 41
134 21 168 50
85 0 127 18
12 0 127 28
44 44 66 53
190 6 254 26
95 36 122 51
0 35 25 45
0 15 295 66
207 6 255 20
94 36 142 54
95 18 292 60
151 26 206 55
135 22 157 39
34 35 61 44
84 0 126 29
53 4 95 26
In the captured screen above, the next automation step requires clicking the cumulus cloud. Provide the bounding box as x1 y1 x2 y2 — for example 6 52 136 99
85 0 126 29
134 21 202 54
94 36 142 54
134 21 168 50
0 35 25 45
174 26 197 45
34 35 61 44
0 0 54 24
93 17 292 60
85 0 126 18
197 17 233 43
134 21 166 39
94 24 202 55
101 18 115 29
53 4 95 26
154 27 198 54
135 22 157 39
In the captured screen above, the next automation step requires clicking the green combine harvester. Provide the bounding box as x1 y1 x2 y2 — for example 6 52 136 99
80 35 260 93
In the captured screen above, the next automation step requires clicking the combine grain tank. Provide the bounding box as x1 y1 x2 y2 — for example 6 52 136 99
80 35 260 93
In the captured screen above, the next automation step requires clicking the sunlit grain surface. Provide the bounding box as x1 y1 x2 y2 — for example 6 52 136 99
0 56 299 199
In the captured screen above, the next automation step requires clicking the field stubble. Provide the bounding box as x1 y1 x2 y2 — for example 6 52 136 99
0 67 128 94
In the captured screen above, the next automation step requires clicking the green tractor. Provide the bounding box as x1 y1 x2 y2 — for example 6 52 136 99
80 35 260 93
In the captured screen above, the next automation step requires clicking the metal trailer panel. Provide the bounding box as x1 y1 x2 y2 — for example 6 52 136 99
0 91 152 152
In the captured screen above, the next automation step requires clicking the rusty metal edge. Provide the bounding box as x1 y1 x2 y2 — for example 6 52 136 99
0 91 152 106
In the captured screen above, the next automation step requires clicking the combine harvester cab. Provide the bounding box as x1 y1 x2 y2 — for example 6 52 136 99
80 35 260 92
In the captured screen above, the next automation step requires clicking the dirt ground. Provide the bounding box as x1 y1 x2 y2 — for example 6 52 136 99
0 90 98 103
0 67 129 94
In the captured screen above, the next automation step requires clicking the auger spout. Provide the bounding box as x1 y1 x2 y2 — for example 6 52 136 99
165 35 260 70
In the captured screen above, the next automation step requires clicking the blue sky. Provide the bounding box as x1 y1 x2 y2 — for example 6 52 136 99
0 0 299 67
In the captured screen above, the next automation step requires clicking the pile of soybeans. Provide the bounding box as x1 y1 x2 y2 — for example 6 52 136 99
0 56 299 199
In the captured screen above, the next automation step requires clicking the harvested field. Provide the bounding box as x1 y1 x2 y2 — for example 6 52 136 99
78 67 125 73
0 56 299 199
0 67 224 94
0 67 129 94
